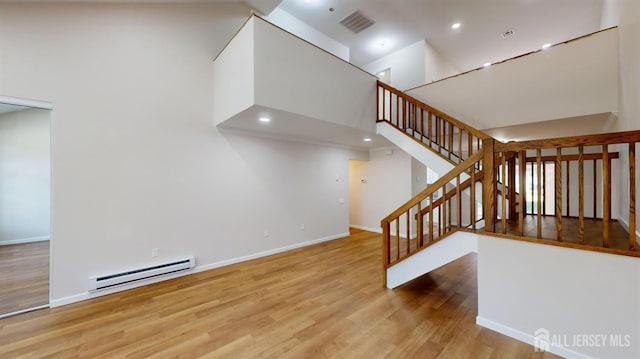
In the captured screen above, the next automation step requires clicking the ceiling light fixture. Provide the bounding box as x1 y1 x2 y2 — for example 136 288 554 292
363 138 372 142
379 71 385 76
484 62 491 67
541 43 552 49
451 23 461 29
259 117 271 123
370 38 395 54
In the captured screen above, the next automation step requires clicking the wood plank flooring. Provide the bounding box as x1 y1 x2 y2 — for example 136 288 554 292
494 215 632 250
0 230 558 358
0 241 49 316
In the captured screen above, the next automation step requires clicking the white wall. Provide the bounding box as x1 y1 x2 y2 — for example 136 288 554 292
0 3 366 305
408 28 619 130
361 40 427 91
349 147 412 232
264 7 349 61
424 40 460 84
477 235 640 358
0 108 50 244
245 0 281 16
601 0 640 244
411 157 427 197
362 39 460 91
213 16 255 125
253 17 376 132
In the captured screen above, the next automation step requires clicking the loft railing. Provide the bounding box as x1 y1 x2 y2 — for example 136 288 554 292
518 152 619 217
378 84 640 285
491 131 640 252
377 81 490 164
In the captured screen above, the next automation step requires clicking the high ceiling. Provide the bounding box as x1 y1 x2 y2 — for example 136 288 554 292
277 0 604 70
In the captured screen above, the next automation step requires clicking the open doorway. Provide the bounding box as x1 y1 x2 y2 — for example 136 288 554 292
0 96 52 318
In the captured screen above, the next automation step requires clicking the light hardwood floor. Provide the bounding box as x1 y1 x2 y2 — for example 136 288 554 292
0 241 49 316
0 230 559 358
494 215 632 250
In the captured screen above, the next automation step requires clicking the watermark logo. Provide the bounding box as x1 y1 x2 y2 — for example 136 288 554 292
534 328 550 352
533 328 631 352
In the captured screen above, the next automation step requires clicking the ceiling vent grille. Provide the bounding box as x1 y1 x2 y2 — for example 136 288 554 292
340 10 375 34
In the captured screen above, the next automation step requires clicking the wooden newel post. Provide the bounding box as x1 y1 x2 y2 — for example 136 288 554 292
483 138 496 232
381 220 390 288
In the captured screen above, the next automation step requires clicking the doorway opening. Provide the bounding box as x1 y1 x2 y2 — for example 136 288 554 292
0 96 52 318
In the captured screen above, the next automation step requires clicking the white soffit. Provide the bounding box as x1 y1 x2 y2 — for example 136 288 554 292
218 105 390 150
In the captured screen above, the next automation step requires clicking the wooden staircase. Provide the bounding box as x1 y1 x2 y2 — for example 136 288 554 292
376 81 640 287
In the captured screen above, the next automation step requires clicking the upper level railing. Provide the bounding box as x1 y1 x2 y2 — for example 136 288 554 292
491 131 640 253
377 81 489 165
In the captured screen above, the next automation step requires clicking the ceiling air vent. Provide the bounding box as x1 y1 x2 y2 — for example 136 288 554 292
340 10 375 34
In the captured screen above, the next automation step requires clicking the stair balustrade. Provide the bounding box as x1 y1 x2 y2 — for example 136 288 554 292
377 81 489 164
378 82 640 286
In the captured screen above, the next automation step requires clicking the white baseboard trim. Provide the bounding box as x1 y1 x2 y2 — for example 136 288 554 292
193 232 349 274
349 224 381 233
0 236 49 246
476 316 593 359
51 232 349 308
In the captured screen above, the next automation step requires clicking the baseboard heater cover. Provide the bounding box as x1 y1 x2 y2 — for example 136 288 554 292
88 257 195 291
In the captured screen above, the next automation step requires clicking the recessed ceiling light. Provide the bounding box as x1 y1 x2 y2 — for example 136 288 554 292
484 62 491 67
451 23 461 29
259 117 271 123
541 43 552 49
370 38 395 53
363 138 372 142
379 71 385 76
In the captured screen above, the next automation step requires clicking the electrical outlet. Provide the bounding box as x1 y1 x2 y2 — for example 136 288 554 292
300 223 305 230
263 229 269 238
151 248 158 258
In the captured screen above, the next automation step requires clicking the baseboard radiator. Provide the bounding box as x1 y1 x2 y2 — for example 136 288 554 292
88 257 195 291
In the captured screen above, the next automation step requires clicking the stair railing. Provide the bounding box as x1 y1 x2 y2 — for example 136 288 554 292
378 83 640 287
381 150 484 286
377 81 490 164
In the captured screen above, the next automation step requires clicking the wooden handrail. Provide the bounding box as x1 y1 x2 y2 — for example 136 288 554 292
495 130 640 152
377 81 490 141
381 149 484 270
417 151 519 217
381 150 484 223
419 172 481 217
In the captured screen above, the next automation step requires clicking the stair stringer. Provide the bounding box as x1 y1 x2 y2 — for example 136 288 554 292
386 231 478 289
